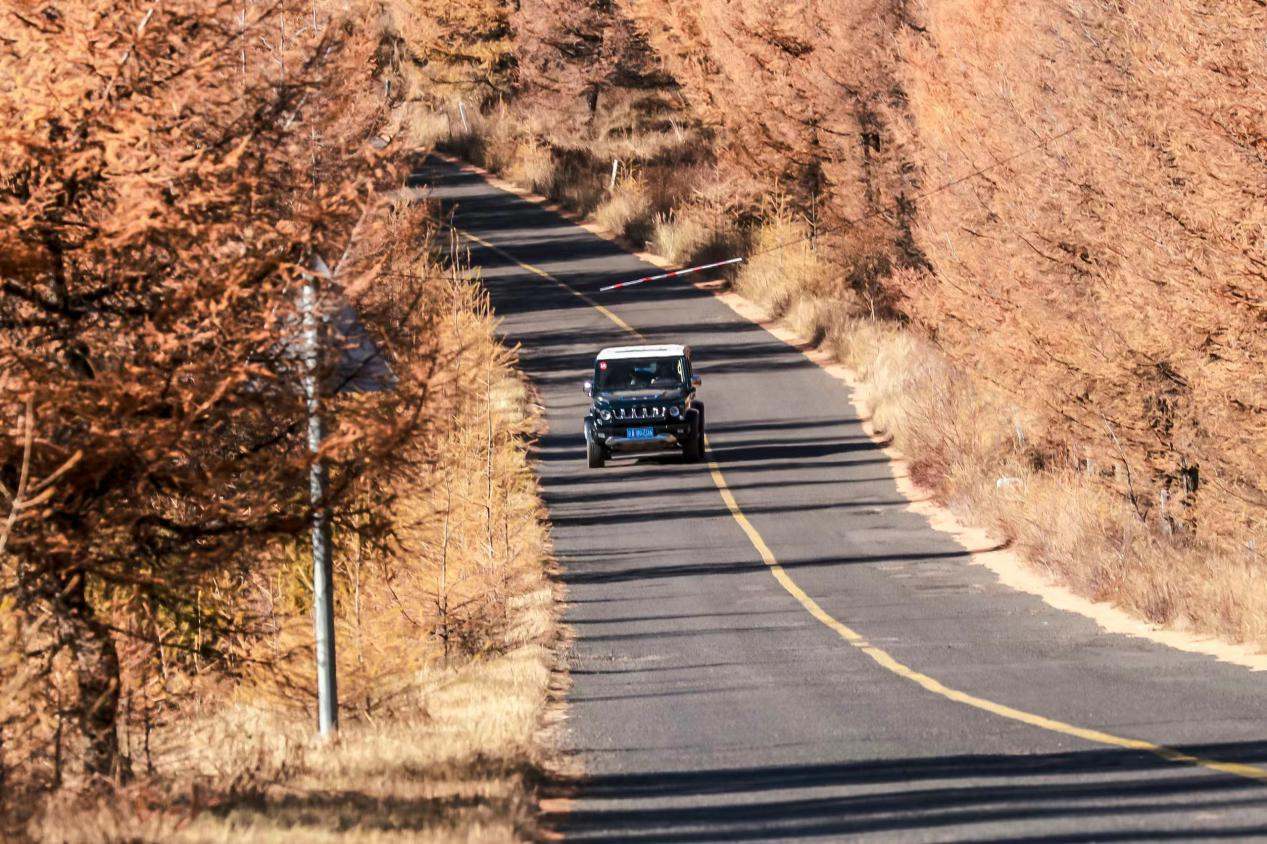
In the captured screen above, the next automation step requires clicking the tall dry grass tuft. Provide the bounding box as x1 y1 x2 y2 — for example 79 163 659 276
735 216 843 320
509 139 557 196
651 212 713 264
594 174 655 243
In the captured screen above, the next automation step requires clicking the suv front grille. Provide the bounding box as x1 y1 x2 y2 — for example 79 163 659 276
613 405 666 420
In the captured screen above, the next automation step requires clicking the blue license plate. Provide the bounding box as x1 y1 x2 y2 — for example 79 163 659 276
626 427 656 439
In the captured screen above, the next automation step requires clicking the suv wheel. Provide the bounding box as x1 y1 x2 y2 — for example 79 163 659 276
684 407 705 462
586 425 606 469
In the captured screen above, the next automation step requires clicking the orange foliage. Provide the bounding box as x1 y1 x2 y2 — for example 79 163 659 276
0 0 430 806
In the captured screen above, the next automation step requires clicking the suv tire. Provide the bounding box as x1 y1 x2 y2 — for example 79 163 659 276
586 425 606 469
684 407 705 462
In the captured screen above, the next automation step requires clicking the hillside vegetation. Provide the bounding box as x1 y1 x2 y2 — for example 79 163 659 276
404 0 1267 645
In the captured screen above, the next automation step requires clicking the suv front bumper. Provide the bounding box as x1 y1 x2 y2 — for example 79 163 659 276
592 422 692 453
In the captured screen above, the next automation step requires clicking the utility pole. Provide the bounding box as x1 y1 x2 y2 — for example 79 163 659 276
301 255 338 736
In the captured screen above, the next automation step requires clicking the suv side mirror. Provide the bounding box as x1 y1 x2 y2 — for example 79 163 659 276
690 375 702 387
583 380 593 396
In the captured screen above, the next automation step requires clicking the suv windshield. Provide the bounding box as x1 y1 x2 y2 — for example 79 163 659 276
596 356 686 393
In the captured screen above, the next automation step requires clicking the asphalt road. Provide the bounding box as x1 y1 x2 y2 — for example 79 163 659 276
416 157 1267 842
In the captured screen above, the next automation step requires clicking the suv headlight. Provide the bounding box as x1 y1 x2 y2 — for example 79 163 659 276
669 405 682 418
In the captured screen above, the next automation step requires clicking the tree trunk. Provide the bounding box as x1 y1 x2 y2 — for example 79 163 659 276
55 569 125 779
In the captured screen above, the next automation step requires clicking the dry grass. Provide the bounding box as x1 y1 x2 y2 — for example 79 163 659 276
34 625 552 843
401 105 452 153
593 175 654 244
650 212 712 264
862 321 1267 645
734 217 828 317
508 139 556 196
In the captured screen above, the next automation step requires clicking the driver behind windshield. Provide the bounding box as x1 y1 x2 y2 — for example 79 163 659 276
597 357 685 393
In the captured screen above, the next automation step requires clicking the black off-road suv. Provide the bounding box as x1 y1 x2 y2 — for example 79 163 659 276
582 344 704 469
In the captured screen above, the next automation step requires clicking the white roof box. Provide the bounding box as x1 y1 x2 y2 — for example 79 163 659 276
596 344 689 361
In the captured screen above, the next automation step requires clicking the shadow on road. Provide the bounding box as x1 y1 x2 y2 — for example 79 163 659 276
543 743 1267 842
558 549 977 587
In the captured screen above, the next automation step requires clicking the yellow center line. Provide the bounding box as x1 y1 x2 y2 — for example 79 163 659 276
460 229 645 341
463 226 1267 784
